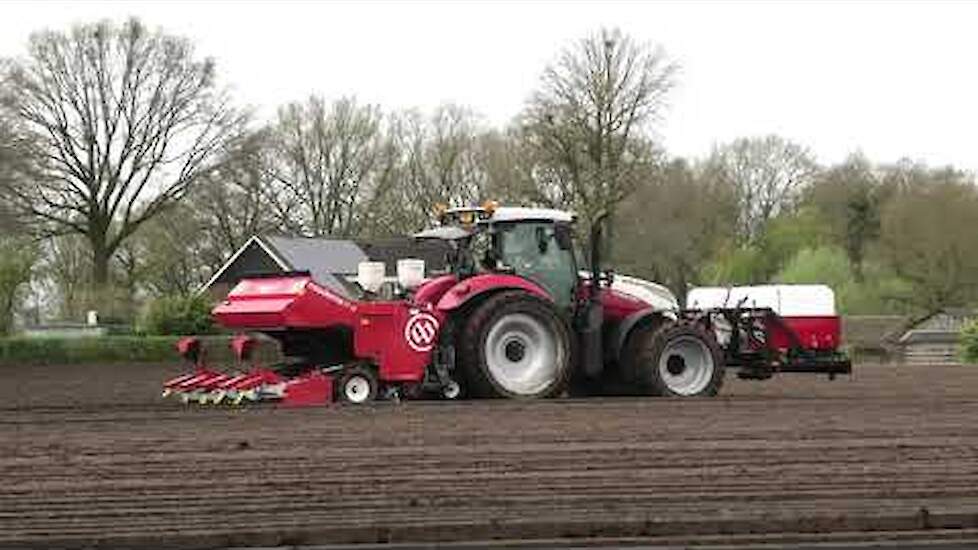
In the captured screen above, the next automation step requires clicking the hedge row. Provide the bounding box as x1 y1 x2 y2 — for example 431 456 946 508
0 335 283 366
0 336 179 366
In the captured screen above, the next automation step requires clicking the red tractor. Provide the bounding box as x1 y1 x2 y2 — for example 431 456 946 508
163 204 850 405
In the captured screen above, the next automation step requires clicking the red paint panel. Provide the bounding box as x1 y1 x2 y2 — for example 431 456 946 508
412 275 458 307
575 282 650 323
210 275 434 384
282 372 333 406
768 316 842 351
598 288 649 323
436 274 550 312
354 302 439 382
213 276 357 329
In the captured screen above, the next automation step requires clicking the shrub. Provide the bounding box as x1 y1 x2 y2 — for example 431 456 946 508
960 320 978 364
140 294 215 336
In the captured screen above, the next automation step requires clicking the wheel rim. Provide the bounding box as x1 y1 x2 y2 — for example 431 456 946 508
442 380 461 400
485 313 560 396
344 374 371 403
658 336 714 396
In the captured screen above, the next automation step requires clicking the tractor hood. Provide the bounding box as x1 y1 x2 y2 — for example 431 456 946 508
578 271 678 311
610 274 679 311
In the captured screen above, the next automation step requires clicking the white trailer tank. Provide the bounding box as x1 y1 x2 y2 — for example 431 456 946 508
686 284 837 317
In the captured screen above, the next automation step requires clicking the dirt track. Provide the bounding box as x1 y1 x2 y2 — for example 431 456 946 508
3 362 978 548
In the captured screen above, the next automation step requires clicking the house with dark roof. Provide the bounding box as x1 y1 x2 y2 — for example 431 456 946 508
203 234 451 297
898 308 976 364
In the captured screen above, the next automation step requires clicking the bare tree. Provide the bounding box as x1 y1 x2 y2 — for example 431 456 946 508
265 96 382 237
39 235 90 319
0 18 245 288
521 28 677 228
704 135 817 244
474 128 541 204
359 105 490 236
127 207 210 296
188 130 278 269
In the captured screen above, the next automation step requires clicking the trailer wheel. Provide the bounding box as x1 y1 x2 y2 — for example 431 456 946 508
338 366 378 404
441 379 462 400
459 291 571 399
634 323 725 397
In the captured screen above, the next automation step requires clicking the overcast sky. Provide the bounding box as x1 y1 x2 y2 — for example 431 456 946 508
2 1 976 171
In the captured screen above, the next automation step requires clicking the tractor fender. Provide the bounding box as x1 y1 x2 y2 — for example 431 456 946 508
436 274 551 312
610 308 672 363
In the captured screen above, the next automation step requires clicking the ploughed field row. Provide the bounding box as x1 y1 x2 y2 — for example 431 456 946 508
2 363 978 547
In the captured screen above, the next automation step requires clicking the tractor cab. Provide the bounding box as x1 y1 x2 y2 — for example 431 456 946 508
417 204 583 310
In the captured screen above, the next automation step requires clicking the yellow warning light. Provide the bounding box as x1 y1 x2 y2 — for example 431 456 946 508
481 200 498 216
459 211 476 226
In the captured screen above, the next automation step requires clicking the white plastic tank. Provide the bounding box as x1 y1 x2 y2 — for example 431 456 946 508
686 284 836 316
357 261 386 293
396 259 426 290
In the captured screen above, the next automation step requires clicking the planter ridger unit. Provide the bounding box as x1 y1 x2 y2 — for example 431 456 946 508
163 204 850 406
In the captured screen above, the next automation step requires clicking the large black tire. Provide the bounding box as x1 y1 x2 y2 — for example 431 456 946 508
458 291 572 399
617 318 667 395
628 322 725 397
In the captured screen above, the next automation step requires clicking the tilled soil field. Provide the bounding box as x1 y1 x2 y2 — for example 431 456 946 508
2 362 978 548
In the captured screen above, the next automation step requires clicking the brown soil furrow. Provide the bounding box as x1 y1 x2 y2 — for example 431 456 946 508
3 363 978 547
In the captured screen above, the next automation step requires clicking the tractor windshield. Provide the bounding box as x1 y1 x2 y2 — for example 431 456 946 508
495 221 578 309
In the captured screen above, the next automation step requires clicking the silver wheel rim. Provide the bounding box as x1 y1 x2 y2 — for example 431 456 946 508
442 380 461 400
485 313 561 396
344 374 372 403
658 336 714 396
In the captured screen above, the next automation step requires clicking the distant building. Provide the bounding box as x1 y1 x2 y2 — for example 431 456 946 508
898 309 976 365
202 234 451 297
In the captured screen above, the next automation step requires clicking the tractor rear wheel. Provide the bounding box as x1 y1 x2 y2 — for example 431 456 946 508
459 291 571 399
633 323 725 397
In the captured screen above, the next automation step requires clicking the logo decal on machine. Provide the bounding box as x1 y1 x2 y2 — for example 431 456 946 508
404 313 439 352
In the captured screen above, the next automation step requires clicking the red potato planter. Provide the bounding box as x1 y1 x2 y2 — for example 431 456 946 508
162 205 851 406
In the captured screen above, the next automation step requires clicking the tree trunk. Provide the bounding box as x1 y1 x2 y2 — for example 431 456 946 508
91 239 112 289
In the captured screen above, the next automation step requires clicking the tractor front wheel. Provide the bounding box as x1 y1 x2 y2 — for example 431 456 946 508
337 366 378 404
635 323 725 397
459 291 571 399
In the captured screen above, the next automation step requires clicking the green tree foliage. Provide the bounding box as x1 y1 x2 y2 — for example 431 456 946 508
878 171 978 314
775 246 851 288
0 237 36 334
700 247 767 286
804 154 884 281
615 159 735 299
140 294 215 336
774 245 915 315
700 208 826 287
960 320 978 364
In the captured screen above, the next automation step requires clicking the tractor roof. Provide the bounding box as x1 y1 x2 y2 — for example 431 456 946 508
489 207 575 223
418 206 577 241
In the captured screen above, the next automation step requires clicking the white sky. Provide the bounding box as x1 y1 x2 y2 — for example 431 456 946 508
2 1 976 171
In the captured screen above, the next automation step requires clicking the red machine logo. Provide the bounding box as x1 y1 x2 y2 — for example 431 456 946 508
405 313 439 352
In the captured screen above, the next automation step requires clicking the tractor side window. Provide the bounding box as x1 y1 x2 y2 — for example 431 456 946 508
497 222 577 309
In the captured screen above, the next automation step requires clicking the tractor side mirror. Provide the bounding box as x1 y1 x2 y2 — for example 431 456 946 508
535 226 549 254
554 223 573 250
589 211 609 297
